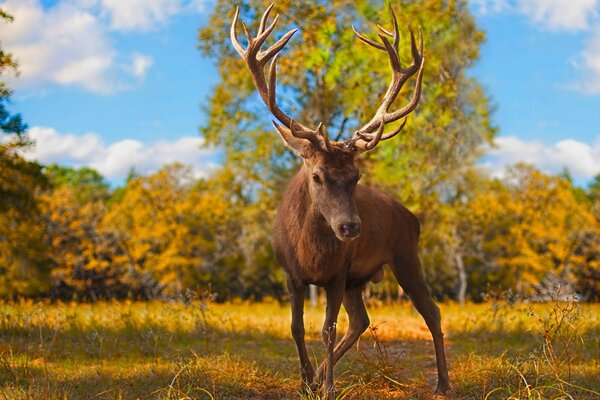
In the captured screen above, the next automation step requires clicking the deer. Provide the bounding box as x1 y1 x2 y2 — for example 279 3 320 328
230 4 450 398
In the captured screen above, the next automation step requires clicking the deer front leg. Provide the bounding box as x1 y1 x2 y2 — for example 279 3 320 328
287 277 314 391
316 285 370 383
319 275 346 399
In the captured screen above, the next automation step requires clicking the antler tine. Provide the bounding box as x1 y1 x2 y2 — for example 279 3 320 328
410 28 424 64
345 6 424 152
390 4 400 50
241 21 253 46
358 116 407 142
352 25 386 50
260 27 298 63
286 120 334 153
317 122 334 153
381 117 408 140
385 56 424 123
258 3 275 34
354 117 408 152
361 116 386 151
267 55 279 113
230 7 245 57
378 32 401 73
290 120 323 149
376 8 399 50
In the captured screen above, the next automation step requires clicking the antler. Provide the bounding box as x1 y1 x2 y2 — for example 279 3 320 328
347 5 425 152
231 4 334 153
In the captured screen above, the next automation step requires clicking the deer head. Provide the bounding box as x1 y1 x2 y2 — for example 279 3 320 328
231 4 424 241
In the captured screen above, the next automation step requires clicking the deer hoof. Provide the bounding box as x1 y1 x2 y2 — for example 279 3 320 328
434 381 450 396
323 384 336 400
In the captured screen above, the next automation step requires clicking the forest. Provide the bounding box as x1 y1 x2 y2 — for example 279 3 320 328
1 0 600 306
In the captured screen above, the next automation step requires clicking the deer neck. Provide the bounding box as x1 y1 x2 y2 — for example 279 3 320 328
292 169 345 267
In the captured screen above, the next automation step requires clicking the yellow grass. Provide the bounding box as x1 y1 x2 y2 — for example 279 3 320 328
0 299 599 399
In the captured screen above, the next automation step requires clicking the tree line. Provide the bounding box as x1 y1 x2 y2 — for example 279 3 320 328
1 1 599 302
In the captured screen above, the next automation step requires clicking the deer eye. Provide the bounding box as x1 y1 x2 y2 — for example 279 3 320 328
312 173 322 184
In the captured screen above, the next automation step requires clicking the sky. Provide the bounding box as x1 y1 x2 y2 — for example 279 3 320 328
1 0 600 186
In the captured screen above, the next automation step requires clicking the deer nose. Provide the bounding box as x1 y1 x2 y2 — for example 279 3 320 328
340 222 361 238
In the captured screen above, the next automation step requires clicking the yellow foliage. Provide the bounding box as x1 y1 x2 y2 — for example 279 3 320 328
466 164 598 294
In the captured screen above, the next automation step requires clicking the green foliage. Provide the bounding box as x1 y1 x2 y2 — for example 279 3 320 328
45 164 110 203
0 9 26 138
198 0 496 301
198 0 494 199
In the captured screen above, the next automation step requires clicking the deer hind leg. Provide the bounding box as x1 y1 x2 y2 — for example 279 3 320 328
287 277 314 391
315 284 370 386
390 254 450 395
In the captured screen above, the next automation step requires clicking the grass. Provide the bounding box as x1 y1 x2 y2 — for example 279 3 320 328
0 297 599 399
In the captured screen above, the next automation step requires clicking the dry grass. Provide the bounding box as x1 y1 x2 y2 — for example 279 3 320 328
0 298 598 399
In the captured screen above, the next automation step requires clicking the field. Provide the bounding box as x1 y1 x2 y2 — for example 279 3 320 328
0 298 599 399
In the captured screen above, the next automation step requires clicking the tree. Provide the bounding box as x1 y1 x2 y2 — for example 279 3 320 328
198 0 495 298
589 173 600 203
0 145 50 297
0 10 26 139
103 164 246 298
0 9 50 297
44 164 110 203
576 175 600 300
458 164 597 299
42 166 162 301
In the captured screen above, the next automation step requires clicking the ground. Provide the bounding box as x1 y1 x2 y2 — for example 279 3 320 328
0 299 599 399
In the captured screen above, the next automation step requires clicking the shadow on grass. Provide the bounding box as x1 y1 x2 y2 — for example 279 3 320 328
1 301 599 399
0 318 453 399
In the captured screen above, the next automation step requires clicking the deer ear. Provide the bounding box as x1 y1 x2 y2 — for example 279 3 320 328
272 121 314 158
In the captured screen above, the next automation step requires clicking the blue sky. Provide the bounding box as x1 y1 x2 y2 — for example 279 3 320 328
1 0 599 186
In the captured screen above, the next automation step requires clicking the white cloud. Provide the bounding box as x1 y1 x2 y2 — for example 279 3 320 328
482 135 600 181
0 0 117 93
471 0 599 30
470 1 600 94
100 0 180 31
21 126 218 181
470 0 511 15
126 53 154 80
0 0 206 93
516 0 599 31
572 25 600 94
98 0 210 31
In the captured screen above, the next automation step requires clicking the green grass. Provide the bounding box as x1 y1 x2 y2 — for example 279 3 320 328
0 298 599 399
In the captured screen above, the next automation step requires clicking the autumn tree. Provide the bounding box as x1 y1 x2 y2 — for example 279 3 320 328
198 0 495 296
574 175 600 300
40 165 157 301
103 164 259 299
0 9 50 297
457 164 598 300
0 144 49 297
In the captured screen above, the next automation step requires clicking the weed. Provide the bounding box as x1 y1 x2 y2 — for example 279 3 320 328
0 300 598 399
480 287 600 399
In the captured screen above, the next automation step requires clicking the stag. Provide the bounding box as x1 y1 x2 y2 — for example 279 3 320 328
231 4 450 397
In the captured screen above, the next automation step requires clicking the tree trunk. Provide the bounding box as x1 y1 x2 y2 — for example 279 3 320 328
309 284 318 307
455 251 467 305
